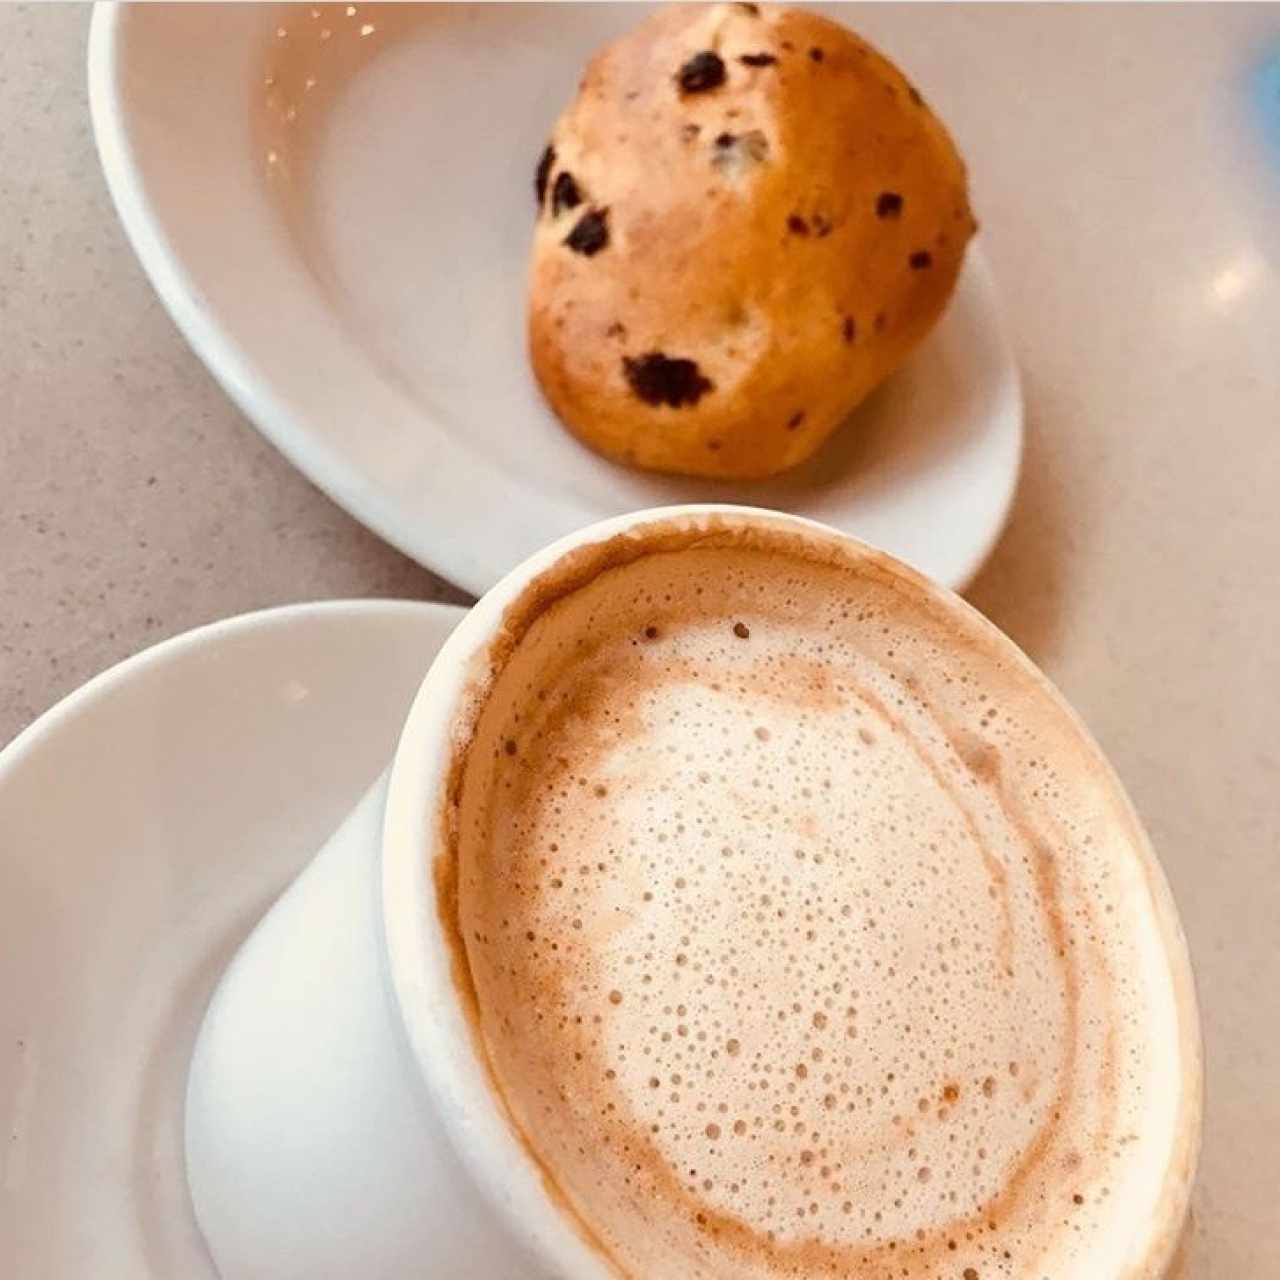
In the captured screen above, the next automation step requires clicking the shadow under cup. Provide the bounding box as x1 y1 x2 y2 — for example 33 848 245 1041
188 504 1202 1280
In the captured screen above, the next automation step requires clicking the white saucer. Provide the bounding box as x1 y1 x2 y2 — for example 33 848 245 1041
0 599 466 1278
88 2 1022 595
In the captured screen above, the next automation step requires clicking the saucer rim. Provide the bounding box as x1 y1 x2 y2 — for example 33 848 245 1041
0 598 466 770
0 596 471 1279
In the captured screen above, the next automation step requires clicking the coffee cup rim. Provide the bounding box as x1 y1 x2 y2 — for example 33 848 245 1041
380 503 1203 1280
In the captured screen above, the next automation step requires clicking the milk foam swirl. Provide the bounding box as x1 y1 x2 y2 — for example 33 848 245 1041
441 517 1198 1279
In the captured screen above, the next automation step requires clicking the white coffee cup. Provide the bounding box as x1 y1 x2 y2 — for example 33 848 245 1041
185 504 1201 1280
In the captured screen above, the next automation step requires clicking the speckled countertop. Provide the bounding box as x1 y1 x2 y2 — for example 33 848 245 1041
2 4 1279 1276
0 4 466 746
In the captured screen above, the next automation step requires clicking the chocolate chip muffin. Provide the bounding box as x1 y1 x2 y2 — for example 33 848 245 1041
528 2 976 480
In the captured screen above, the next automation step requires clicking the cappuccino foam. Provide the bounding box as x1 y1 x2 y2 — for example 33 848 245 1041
445 519 1197 1278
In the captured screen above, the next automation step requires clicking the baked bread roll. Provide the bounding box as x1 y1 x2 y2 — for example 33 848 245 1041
528 2 976 480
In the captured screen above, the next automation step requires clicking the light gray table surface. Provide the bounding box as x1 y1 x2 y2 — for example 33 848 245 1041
0 4 467 749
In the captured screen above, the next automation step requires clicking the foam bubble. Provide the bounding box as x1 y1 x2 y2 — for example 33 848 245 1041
450 529 1195 1278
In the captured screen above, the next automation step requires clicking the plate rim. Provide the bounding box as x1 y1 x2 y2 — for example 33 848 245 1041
86 1 1022 597
87 4 461 587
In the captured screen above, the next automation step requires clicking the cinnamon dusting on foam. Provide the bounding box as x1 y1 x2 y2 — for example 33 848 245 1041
432 513 1198 1279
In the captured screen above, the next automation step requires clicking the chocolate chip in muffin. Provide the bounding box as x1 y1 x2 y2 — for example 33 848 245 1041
552 171 583 217
787 214 810 236
623 352 713 408
739 52 777 68
876 191 903 219
735 2 761 14
535 144 555 210
842 315 856 343
676 50 727 95
787 410 806 430
813 214 832 237
909 249 933 269
565 207 610 256
712 129 769 175
809 47 825 62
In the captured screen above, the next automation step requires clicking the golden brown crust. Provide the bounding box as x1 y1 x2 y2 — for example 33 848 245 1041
528 3 976 480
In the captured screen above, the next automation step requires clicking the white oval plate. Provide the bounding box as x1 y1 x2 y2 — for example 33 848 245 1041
0 599 466 1278
88 2 1021 595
